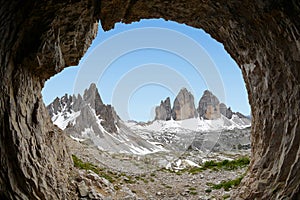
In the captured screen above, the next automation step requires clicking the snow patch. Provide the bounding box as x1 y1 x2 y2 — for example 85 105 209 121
52 110 81 129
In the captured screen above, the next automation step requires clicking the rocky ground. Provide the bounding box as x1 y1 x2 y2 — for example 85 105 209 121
66 137 250 200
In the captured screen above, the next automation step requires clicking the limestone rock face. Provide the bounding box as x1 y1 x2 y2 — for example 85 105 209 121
155 97 172 120
172 88 197 120
1 0 300 199
155 90 243 121
220 103 233 119
83 83 103 110
0 1 99 199
47 83 119 133
197 90 221 120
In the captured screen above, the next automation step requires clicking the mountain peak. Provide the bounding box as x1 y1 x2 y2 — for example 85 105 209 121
83 83 103 109
172 88 197 120
154 89 247 121
197 90 221 119
179 87 188 93
47 83 119 133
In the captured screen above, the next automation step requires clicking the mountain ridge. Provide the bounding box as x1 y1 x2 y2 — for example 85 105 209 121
155 88 249 121
47 83 251 155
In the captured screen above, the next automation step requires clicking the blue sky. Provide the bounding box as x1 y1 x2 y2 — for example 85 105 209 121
42 19 250 122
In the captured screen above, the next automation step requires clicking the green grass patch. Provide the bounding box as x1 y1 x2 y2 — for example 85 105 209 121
72 154 116 183
72 154 99 174
210 175 244 191
187 157 250 174
150 173 156 177
149 178 155 182
124 177 136 184
189 187 196 191
141 178 149 184
99 172 115 183
205 188 212 193
165 185 172 189
202 157 250 171
188 167 203 174
189 191 198 195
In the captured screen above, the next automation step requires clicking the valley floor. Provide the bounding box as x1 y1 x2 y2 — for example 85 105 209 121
66 137 250 200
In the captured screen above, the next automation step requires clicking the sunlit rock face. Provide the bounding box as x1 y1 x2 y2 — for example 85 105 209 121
197 90 221 120
0 0 299 199
154 89 197 121
172 88 197 120
155 89 238 121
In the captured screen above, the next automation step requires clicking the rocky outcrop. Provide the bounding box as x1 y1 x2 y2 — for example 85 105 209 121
197 90 221 120
220 103 233 119
172 88 197 120
83 83 103 110
1 0 299 199
155 97 172 120
0 1 98 199
47 83 119 133
155 90 244 121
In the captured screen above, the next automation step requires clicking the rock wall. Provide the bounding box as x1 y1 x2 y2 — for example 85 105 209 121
198 90 221 120
219 103 233 119
155 97 172 121
172 88 197 120
0 0 299 199
47 83 119 134
0 0 98 199
156 89 237 121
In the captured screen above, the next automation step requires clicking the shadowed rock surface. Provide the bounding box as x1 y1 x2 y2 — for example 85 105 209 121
155 97 172 121
0 0 299 199
220 103 233 119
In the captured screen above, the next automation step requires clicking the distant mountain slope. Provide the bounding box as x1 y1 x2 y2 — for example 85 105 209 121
127 116 251 154
129 115 250 133
47 84 251 156
47 83 164 155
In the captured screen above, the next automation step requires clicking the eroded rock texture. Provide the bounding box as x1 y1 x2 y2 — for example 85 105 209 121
172 88 197 120
1 0 299 199
47 83 119 134
198 90 221 120
155 97 172 121
0 0 98 199
219 103 233 119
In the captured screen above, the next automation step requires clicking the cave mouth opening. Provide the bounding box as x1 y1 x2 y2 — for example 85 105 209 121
42 19 252 197
2 1 298 199
43 18 250 122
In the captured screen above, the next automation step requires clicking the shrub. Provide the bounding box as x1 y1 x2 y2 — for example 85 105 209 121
205 189 212 193
72 154 115 183
202 157 250 171
72 154 99 174
210 175 244 191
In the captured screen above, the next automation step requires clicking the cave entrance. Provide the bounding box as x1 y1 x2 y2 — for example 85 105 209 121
43 19 251 198
43 19 250 121
2 1 299 199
